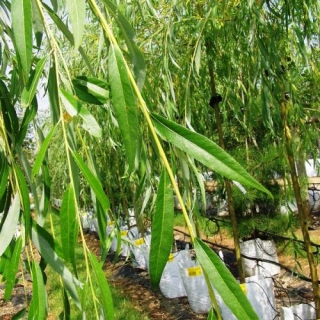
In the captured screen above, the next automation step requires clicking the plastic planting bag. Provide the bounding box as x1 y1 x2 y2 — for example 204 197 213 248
108 224 130 257
280 302 316 320
240 238 280 277
159 249 191 298
180 259 277 317
130 233 151 269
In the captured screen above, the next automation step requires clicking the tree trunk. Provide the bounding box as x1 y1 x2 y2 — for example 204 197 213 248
281 99 320 317
207 62 246 284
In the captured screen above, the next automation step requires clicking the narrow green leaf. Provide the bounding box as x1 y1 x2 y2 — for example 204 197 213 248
43 4 94 75
16 98 38 146
72 76 109 105
194 38 202 75
32 224 83 309
71 150 110 213
88 252 114 320
151 114 271 196
149 169 174 288
60 88 102 137
60 185 78 274
0 154 9 200
11 0 33 80
12 308 26 320
21 56 47 108
32 122 59 179
102 0 146 89
207 308 218 320
4 237 22 300
31 0 43 48
194 238 258 320
65 0 85 50
28 262 46 320
108 44 139 171
0 193 20 256
14 165 31 240
47 63 61 125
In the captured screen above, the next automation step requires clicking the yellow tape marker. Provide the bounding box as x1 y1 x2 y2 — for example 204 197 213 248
187 266 202 277
135 238 144 246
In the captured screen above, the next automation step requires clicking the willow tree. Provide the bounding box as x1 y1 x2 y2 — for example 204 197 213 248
0 0 271 319
0 0 319 319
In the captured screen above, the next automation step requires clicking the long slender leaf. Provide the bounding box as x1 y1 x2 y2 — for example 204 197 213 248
149 169 174 288
0 193 20 256
102 0 146 89
60 185 78 274
71 150 110 213
108 44 139 171
16 98 38 146
31 0 43 48
0 154 9 200
14 164 31 240
65 0 85 50
47 63 60 125
32 224 83 309
43 3 94 75
28 262 46 320
151 113 271 196
194 238 258 320
4 237 22 300
21 55 47 108
60 88 102 138
11 0 32 81
72 76 109 105
32 122 59 179
88 252 114 320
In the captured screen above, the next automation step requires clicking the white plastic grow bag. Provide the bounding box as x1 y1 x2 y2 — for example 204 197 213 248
240 238 280 277
130 234 151 269
179 263 212 313
180 261 277 317
159 249 191 298
108 224 130 257
280 302 316 320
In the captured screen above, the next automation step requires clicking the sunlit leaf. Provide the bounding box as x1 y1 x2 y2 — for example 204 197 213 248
0 153 9 201
149 169 174 288
31 0 43 48
60 185 78 274
16 99 38 146
4 237 22 300
88 252 114 320
194 238 258 320
151 113 271 196
32 122 59 179
0 193 20 256
60 88 102 137
21 56 47 108
65 0 85 50
108 44 139 171
43 4 94 74
71 150 110 213
11 0 32 81
102 0 146 89
28 262 46 320
47 63 60 125
32 224 82 309
72 76 109 105
14 164 31 240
